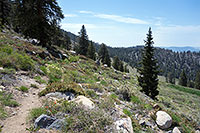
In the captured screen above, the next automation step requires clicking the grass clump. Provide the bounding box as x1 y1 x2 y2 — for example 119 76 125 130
34 76 47 84
123 109 132 117
86 89 97 99
168 84 200 97
30 84 39 89
28 107 48 122
0 45 35 71
39 82 85 96
18 86 29 92
0 91 19 119
131 95 141 104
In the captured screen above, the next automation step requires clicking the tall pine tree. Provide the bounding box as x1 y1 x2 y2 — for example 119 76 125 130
179 70 187 87
77 25 89 56
112 56 120 70
13 0 64 47
0 0 11 29
137 28 159 100
99 43 111 67
195 71 200 90
87 41 96 60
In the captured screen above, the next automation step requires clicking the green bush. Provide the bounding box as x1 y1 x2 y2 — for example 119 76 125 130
39 82 85 96
69 56 79 63
0 45 35 71
123 109 132 117
86 89 97 99
18 86 29 92
0 92 19 107
46 63 62 83
30 84 39 89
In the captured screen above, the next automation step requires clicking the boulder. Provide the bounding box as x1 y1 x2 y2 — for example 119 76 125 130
156 111 172 129
172 127 181 133
34 114 64 130
114 117 133 133
34 114 56 129
46 92 75 100
73 95 95 109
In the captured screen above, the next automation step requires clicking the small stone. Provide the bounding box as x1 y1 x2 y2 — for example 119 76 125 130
173 127 181 133
73 95 95 109
0 67 3 70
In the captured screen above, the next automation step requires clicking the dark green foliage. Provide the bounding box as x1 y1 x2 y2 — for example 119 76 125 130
77 25 89 56
166 72 175 84
87 41 96 60
137 28 159 100
13 0 64 47
195 71 200 90
179 70 187 87
119 61 124 72
0 0 11 29
124 64 129 73
99 43 111 67
112 56 120 70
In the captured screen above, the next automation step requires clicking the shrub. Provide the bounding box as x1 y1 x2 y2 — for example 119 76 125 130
0 45 35 71
18 86 29 92
86 89 97 99
0 92 19 107
131 95 141 104
61 101 113 132
116 88 132 101
39 82 85 96
0 68 16 75
46 63 62 83
69 56 79 63
123 109 132 117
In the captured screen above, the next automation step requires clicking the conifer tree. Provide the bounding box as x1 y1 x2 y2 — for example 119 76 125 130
99 43 111 67
124 64 129 73
0 0 11 29
13 0 64 47
167 72 175 84
112 56 120 70
119 61 124 72
179 70 187 87
77 25 89 56
195 71 200 90
137 28 159 100
87 41 96 60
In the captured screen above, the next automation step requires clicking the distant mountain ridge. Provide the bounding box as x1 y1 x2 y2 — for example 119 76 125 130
162 46 200 52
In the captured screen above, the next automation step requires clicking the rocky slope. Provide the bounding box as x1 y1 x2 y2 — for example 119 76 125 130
0 30 200 133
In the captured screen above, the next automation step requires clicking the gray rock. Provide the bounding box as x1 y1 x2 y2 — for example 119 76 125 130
156 111 172 129
34 114 64 130
114 117 133 133
47 119 65 130
34 114 56 129
139 119 145 126
195 130 200 133
173 127 181 133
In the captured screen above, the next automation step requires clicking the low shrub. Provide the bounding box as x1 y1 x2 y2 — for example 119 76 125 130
69 56 79 63
39 82 85 96
28 107 48 122
34 76 47 84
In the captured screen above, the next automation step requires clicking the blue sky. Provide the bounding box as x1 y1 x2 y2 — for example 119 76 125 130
57 0 200 47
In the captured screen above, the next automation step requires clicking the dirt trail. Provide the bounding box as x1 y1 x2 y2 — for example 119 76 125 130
2 77 46 133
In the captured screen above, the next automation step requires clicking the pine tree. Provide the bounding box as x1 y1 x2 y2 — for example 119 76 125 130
124 64 129 73
195 71 200 90
0 0 11 29
13 0 64 47
77 25 89 56
119 61 124 72
112 56 120 70
167 72 175 84
137 28 159 100
179 70 187 87
99 43 111 67
87 41 96 60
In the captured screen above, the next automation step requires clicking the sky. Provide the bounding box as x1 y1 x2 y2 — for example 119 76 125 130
57 0 200 47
